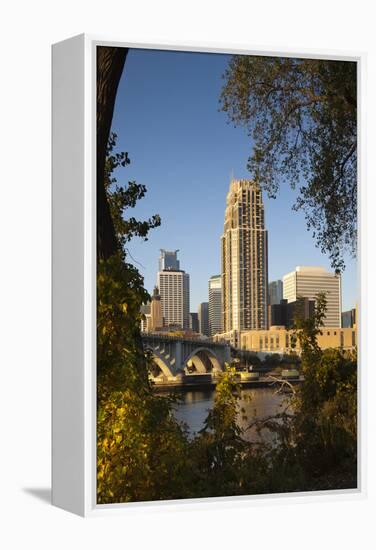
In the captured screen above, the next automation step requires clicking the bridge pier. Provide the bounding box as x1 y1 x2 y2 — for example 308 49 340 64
174 341 182 373
224 345 232 365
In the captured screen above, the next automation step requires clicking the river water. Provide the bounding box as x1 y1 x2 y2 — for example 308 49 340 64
172 387 291 443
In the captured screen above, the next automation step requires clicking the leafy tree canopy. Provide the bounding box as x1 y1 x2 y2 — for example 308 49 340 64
104 132 161 253
220 56 357 271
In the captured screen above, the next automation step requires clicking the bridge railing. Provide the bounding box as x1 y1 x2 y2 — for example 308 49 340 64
141 332 229 348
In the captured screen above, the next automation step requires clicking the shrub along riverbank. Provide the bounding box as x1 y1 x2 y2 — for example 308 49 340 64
97 261 357 503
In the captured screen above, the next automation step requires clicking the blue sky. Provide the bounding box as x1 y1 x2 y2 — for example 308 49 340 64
110 48 357 313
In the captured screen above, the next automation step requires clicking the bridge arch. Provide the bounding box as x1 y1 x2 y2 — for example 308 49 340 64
144 347 174 378
186 353 207 374
184 347 223 374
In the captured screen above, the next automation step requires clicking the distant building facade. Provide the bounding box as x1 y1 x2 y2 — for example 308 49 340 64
212 329 239 348
268 280 283 328
198 302 209 337
283 266 341 327
342 308 356 328
209 275 222 336
157 250 190 329
189 312 199 333
240 326 357 354
221 179 268 333
159 249 180 271
149 286 164 331
270 297 315 328
140 288 164 332
268 280 283 306
140 302 151 332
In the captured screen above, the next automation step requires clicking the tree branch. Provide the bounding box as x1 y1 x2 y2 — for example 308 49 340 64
97 47 128 260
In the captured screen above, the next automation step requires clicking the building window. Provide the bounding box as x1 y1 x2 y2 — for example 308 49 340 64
352 331 356 347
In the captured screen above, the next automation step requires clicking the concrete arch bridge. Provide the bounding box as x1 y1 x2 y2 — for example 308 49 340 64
141 333 231 380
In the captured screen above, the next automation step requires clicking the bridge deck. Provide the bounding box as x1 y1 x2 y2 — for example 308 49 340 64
141 332 228 348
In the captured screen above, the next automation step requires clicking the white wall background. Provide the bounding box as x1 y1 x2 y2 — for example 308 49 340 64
1 0 375 547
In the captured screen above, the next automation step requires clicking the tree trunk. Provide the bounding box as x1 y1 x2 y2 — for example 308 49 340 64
97 46 128 260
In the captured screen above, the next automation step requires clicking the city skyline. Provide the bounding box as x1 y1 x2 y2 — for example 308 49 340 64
95 44 359 503
111 48 357 312
145 244 346 333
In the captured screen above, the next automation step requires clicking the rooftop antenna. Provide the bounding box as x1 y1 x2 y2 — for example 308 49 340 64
230 169 235 183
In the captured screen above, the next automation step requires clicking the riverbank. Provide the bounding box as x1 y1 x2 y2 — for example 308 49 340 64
153 374 303 393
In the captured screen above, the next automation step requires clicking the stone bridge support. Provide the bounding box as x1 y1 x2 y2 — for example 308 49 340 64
142 334 231 378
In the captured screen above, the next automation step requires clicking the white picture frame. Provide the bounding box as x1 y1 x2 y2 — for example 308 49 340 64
52 34 366 517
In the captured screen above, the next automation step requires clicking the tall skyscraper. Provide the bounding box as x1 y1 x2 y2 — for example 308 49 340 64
221 179 268 332
157 250 190 329
268 280 283 306
159 249 180 271
283 266 341 327
209 275 222 336
198 302 209 336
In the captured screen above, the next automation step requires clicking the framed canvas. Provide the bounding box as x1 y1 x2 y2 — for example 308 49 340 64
52 34 366 517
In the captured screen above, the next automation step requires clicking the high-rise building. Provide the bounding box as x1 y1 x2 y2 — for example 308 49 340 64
189 312 199 333
150 286 164 331
268 280 283 328
159 249 180 271
221 179 268 332
269 280 283 306
157 251 190 329
198 302 209 336
342 308 356 328
283 266 341 327
209 275 222 336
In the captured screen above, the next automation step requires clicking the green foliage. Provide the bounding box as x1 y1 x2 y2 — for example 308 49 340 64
287 348 357 489
97 385 191 503
293 292 328 357
97 124 357 503
97 254 149 390
97 254 193 503
220 56 357 271
263 353 282 367
189 366 270 497
97 132 161 389
266 293 358 490
104 133 161 250
97 134 192 503
248 354 262 366
281 352 300 366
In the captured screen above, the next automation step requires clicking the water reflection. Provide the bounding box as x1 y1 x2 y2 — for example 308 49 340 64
173 387 290 443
